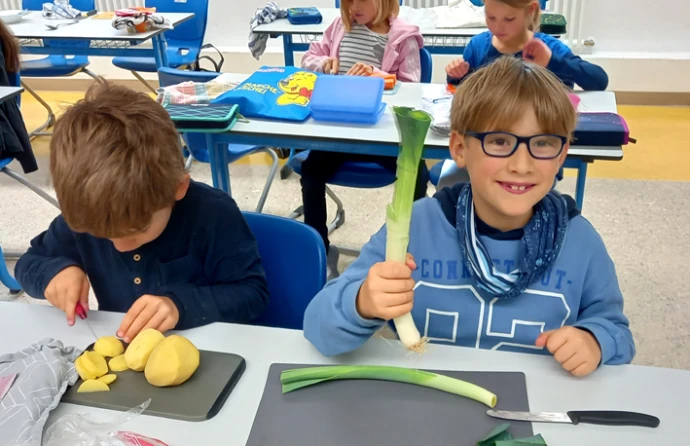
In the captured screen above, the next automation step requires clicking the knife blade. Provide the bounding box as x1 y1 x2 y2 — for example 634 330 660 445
487 410 660 428
75 303 98 342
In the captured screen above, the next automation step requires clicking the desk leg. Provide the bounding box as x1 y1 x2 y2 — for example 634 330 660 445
575 161 588 211
206 134 232 196
152 34 169 68
282 34 295 66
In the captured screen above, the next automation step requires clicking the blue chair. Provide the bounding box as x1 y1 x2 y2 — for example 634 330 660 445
287 48 433 256
157 67 279 212
21 0 102 139
0 245 21 294
112 0 210 93
243 211 326 330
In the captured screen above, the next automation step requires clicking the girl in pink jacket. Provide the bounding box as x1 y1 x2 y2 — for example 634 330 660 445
299 0 429 280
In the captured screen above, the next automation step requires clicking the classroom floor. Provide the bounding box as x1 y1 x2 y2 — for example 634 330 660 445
2 91 689 371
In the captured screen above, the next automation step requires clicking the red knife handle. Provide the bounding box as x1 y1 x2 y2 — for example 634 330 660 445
75 303 87 320
567 411 660 428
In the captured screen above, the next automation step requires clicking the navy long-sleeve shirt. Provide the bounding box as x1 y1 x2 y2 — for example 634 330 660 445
447 31 608 91
15 180 269 329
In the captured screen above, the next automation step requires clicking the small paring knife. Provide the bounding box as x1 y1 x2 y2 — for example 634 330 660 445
487 410 660 428
75 302 98 342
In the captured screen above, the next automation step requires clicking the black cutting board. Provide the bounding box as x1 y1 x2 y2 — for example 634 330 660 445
62 350 245 422
247 363 533 446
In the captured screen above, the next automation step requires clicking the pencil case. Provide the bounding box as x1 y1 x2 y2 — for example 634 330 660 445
287 7 322 25
573 112 634 146
163 103 239 132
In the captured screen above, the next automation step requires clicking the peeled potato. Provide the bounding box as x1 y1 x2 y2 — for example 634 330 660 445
145 335 200 387
77 379 110 393
108 354 129 372
81 351 108 378
74 355 97 381
94 336 124 357
125 328 165 371
97 374 117 385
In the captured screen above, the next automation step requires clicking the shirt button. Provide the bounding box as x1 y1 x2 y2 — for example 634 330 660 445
134 277 142 285
133 254 141 261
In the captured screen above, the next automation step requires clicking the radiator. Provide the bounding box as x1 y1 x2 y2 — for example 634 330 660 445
404 0 448 7
546 0 591 51
96 0 142 11
0 0 20 9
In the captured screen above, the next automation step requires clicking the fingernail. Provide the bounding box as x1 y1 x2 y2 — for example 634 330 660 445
117 331 123 338
123 337 130 343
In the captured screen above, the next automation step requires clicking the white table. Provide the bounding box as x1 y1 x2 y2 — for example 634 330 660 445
202 73 622 208
8 11 195 67
0 86 23 103
0 302 686 445
253 7 487 66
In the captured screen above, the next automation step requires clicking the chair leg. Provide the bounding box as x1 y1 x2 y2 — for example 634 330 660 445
21 81 55 139
325 186 345 235
254 147 279 213
131 71 158 94
2 167 60 210
84 68 106 84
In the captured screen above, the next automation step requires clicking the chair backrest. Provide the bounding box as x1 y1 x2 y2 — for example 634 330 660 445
145 0 209 44
419 47 432 83
335 0 402 6
157 67 220 162
469 0 547 8
23 0 94 12
242 211 327 330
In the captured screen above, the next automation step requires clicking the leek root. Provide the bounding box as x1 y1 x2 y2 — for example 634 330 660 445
389 106 433 352
280 365 497 408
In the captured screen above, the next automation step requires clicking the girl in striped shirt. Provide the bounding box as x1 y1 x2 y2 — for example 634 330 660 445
300 0 429 279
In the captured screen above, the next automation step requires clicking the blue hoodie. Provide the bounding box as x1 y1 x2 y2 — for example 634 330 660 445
303 184 635 366
447 31 609 91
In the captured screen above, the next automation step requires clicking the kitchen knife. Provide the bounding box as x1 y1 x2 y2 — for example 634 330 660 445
487 410 660 428
75 302 98 342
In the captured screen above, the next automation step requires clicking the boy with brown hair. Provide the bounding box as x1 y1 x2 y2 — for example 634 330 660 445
303 57 635 376
16 83 269 343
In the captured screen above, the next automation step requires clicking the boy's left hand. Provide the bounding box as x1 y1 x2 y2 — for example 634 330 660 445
535 326 602 377
117 295 180 343
522 39 553 68
347 62 374 76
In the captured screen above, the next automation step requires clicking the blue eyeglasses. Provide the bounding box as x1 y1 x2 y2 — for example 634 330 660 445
466 131 568 160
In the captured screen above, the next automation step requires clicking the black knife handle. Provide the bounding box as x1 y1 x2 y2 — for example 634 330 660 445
567 411 660 428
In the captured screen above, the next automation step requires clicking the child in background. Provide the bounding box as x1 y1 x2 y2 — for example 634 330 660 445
16 83 270 343
300 0 429 278
445 0 608 91
302 57 635 377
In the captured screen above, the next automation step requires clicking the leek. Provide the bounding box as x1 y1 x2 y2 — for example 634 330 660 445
388 106 433 351
280 365 497 408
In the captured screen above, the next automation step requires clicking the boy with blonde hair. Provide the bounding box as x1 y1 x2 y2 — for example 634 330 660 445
303 57 635 377
16 83 269 343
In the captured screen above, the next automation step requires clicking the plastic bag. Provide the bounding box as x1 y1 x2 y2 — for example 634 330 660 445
43 399 169 446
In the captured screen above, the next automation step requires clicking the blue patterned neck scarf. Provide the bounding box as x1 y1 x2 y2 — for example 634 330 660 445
456 184 569 299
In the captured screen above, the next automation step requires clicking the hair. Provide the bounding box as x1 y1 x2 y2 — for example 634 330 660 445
340 0 400 32
450 56 577 140
485 0 542 31
49 82 185 239
0 21 20 73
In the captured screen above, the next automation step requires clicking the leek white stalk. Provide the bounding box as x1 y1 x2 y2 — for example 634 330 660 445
280 365 498 408
388 106 433 352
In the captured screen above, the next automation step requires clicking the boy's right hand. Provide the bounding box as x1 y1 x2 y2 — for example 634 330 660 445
446 58 470 79
356 254 417 320
44 266 90 326
323 58 339 74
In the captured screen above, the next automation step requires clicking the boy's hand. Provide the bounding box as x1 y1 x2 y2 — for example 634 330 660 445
446 58 470 79
536 326 602 377
347 62 374 76
44 266 90 326
356 254 417 320
522 39 553 68
118 295 179 343
323 57 340 74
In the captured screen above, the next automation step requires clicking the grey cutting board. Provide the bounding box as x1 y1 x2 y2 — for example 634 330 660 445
62 350 245 421
247 363 533 446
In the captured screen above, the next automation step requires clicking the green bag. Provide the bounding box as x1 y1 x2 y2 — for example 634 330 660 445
540 13 567 35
